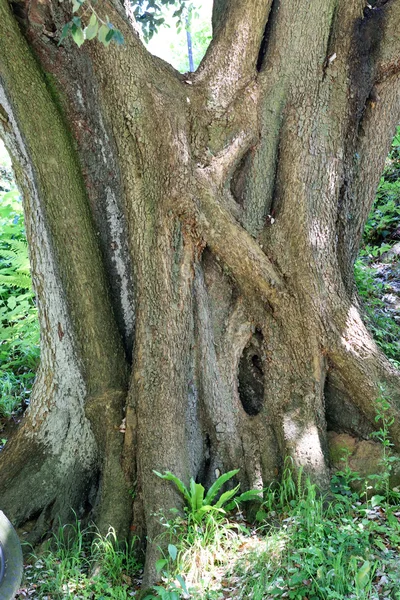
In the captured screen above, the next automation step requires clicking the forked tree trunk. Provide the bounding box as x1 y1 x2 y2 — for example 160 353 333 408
1 0 400 584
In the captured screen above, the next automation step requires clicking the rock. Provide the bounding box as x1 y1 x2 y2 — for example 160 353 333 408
380 241 400 263
382 293 398 305
327 432 356 464
328 431 400 493
382 294 400 312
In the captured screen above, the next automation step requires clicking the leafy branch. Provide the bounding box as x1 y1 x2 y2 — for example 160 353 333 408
59 0 124 48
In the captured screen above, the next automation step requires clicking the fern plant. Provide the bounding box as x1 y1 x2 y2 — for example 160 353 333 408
0 186 39 416
153 468 261 524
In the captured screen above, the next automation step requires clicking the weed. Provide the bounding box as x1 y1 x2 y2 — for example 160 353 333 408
25 519 141 598
153 469 261 526
368 386 400 502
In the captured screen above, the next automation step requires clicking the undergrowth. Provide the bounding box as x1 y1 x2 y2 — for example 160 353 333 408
23 394 400 599
22 457 400 599
22 522 141 599
0 186 39 418
355 125 400 367
0 145 39 420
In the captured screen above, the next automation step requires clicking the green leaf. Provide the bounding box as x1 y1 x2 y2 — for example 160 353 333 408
71 24 85 47
370 495 385 507
88 12 97 27
289 572 308 586
197 504 225 514
255 509 269 522
85 15 98 40
189 479 204 511
176 574 188 594
204 469 240 505
155 558 168 573
225 489 262 511
98 24 111 46
7 296 16 310
112 29 124 45
374 538 387 551
355 561 371 590
72 0 83 12
214 484 240 508
105 28 115 43
152 470 191 504
168 543 177 561
58 22 71 45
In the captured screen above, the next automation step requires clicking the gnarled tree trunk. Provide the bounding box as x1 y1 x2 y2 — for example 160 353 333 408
1 0 400 584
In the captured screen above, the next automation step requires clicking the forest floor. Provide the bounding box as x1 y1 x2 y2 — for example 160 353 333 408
13 461 400 599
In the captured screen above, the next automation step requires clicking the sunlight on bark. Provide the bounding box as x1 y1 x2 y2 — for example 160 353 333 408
309 219 329 249
283 417 326 474
341 305 376 358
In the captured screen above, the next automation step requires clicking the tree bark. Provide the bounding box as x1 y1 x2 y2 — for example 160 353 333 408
1 0 400 585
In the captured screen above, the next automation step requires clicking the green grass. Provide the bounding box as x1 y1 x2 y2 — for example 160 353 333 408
227 470 400 600
22 472 400 599
152 468 400 600
23 522 142 599
22 474 400 599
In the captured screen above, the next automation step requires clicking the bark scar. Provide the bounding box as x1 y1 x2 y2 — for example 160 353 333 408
57 321 64 341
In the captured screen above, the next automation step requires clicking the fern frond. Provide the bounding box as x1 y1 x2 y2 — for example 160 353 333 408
0 273 32 290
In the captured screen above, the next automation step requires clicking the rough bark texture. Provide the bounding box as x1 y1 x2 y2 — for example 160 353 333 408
1 0 400 586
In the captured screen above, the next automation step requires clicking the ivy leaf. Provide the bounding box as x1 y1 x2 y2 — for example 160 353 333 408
98 24 111 46
88 12 97 26
58 23 71 45
72 0 83 12
112 30 124 45
71 24 85 47
85 14 98 40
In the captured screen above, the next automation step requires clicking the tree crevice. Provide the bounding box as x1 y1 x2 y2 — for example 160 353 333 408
238 331 265 417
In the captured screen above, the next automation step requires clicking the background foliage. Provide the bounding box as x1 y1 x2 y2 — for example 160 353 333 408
0 144 39 419
355 126 400 368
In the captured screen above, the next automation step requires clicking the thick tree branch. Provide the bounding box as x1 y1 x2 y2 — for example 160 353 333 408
241 0 338 235
168 170 287 313
211 0 229 34
87 0 182 86
194 173 288 311
194 0 273 108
